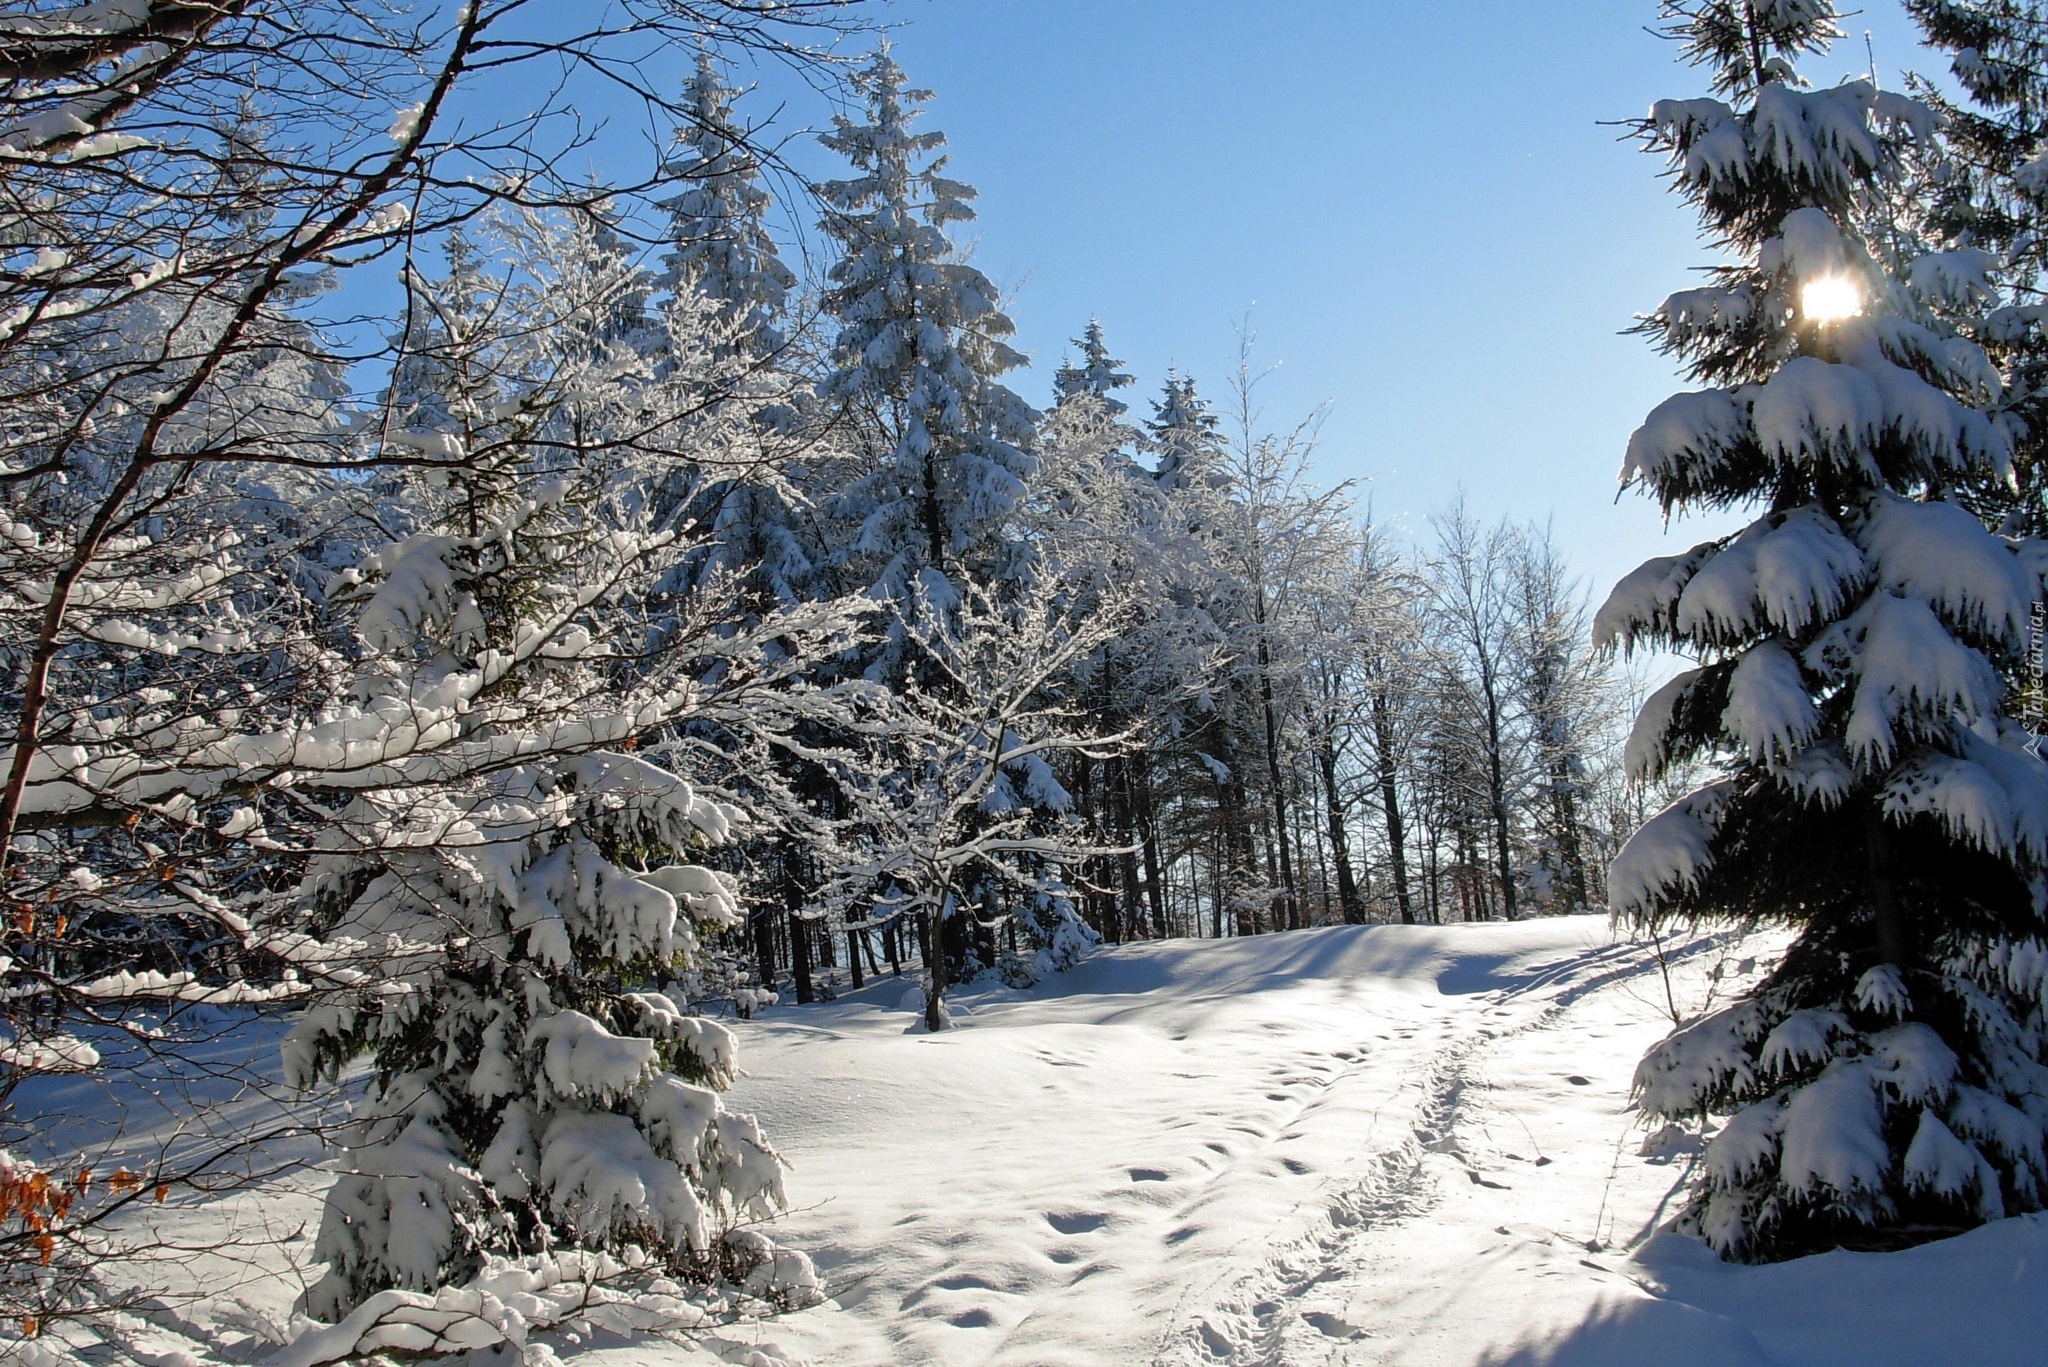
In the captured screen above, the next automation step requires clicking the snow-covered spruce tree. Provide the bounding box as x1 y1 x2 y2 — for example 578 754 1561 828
1148 370 1228 494
1905 3 2048 538
1137 370 1265 929
1052 319 1136 416
816 45 1036 607
656 48 797 361
0 3 869 1349
1604 0 2048 1258
282 206 853 1320
649 50 825 606
1026 378 1193 942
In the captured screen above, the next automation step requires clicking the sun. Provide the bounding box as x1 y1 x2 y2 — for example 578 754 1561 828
1800 275 1862 323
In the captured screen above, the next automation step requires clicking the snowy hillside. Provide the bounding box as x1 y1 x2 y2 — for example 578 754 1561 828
707 920 2047 1366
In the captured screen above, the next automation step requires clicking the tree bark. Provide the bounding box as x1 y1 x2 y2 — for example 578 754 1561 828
789 911 814 1005
1134 753 1168 938
1371 690 1416 925
1549 755 1590 911
1480 667 1518 920
1867 807 1911 967
752 905 777 997
924 898 950 1033
1254 624 1301 931
1319 741 1365 924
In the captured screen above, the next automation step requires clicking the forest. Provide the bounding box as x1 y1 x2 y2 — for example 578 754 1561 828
6 1 2048 1365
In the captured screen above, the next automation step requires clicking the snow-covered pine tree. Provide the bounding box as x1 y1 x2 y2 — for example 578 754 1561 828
815 45 1036 605
1905 3 2048 537
1148 370 1227 493
656 48 797 361
1053 319 1136 416
284 205 847 1319
1603 0 2048 1259
1026 378 1183 942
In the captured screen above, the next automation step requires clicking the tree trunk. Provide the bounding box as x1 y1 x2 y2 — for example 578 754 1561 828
1371 691 1416 925
922 449 945 569
1549 755 1590 911
1113 757 1145 938
1480 669 1518 920
924 896 950 1032
1209 726 1259 936
780 843 813 1003
1319 740 1365 925
1423 821 1440 925
1254 625 1300 931
1134 753 1168 938
1867 806 1911 967
752 904 777 996
789 911 814 1004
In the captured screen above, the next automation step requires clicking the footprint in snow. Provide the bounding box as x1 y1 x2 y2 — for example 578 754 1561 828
932 1273 996 1291
1303 1309 1366 1340
1045 1210 1107 1235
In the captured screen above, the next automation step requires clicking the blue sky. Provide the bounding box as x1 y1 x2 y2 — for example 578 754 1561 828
711 0 1938 603
529 0 1953 604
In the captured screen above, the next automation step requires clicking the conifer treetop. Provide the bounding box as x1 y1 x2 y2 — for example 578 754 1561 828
1054 319 1135 415
656 46 795 354
815 43 1035 592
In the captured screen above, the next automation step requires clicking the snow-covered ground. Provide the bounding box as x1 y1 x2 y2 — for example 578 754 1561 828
33 918 2047 1365
701 918 2046 1367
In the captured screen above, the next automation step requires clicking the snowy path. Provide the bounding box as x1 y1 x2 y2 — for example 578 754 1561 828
714 919 2048 1367
718 921 1654 1365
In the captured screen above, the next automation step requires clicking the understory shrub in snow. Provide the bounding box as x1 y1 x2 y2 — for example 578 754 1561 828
1606 0 2048 1259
